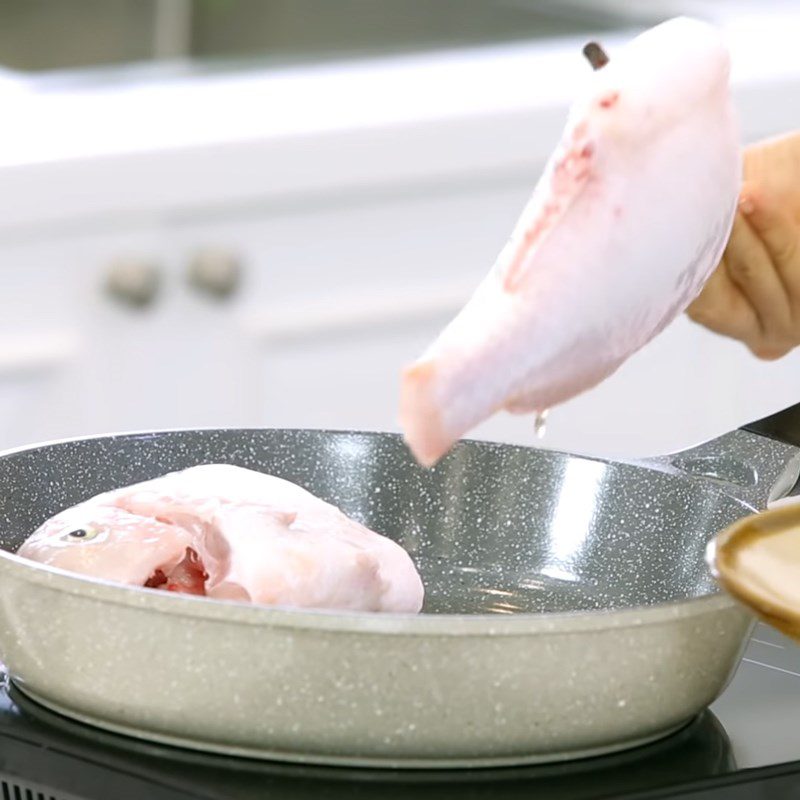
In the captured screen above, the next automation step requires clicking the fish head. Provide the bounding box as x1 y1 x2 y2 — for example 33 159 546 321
17 504 193 585
574 17 732 149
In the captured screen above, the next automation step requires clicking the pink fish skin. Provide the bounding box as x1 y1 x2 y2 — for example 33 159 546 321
18 465 424 614
400 17 741 467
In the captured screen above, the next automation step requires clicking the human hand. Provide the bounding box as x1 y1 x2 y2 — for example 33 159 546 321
687 131 800 359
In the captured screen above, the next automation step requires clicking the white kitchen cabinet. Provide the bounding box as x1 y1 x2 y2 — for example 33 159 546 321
0 18 799 459
163 179 533 430
0 180 524 449
2 166 800 461
166 177 800 460
0 224 261 447
259 322 440 432
0 229 161 448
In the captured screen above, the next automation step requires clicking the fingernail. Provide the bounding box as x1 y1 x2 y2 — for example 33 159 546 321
739 195 755 215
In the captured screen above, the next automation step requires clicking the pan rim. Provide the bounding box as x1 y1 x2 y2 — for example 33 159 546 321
0 549 740 635
0 424 693 470
0 427 746 637
0 423 742 484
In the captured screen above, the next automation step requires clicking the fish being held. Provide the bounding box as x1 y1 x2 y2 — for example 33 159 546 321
18 464 424 613
400 17 741 467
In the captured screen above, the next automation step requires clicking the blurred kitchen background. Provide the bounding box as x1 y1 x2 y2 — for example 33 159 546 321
0 0 798 459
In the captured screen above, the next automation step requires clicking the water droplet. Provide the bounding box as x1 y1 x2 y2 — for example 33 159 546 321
534 409 549 439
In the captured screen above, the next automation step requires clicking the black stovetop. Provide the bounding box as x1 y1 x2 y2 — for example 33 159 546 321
1 621 799 800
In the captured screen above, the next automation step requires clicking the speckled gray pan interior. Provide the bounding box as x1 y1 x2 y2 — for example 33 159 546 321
0 427 795 767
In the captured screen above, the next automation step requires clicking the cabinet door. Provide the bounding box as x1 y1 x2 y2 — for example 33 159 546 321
258 313 444 432
0 233 123 448
165 180 532 429
0 227 196 449
0 236 88 448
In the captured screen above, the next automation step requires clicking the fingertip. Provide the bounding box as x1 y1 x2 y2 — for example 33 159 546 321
748 343 789 361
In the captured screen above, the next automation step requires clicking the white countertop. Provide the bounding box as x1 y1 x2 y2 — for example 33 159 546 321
0 5 797 163
0 5 797 233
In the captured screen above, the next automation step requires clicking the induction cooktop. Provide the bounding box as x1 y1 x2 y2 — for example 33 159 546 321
0 621 798 800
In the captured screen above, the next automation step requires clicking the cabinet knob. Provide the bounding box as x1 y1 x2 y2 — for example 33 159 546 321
187 248 241 299
105 259 160 308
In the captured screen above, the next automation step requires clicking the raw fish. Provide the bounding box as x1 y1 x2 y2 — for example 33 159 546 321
18 464 424 613
400 17 740 466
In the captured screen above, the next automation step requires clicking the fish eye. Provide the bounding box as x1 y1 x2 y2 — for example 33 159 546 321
61 527 100 543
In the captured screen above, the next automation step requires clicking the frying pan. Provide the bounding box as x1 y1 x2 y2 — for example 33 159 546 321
0 406 797 769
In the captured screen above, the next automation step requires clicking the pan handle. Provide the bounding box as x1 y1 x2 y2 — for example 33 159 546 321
740 402 800 448
648 403 800 509
739 402 800 504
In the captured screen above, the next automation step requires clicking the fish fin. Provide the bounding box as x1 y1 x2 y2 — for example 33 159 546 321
399 359 452 468
501 135 595 293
